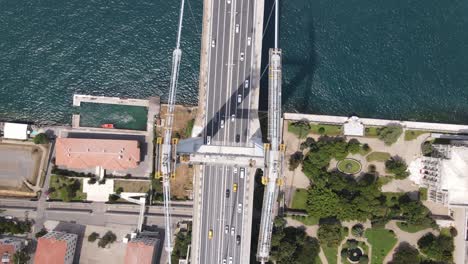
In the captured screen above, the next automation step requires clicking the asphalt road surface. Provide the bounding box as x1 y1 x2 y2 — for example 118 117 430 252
204 0 255 147
199 165 248 264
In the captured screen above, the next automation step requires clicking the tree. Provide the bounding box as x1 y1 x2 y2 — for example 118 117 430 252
390 242 420 264
318 127 326 135
385 156 409 179
351 224 364 237
98 231 117 248
306 187 341 219
378 125 403 145
418 233 454 262
347 139 361 154
33 133 49 144
88 232 99 242
289 151 304 171
12 250 30 264
317 221 343 247
270 224 320 263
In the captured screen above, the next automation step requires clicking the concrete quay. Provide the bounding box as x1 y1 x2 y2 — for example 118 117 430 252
73 94 150 107
284 113 468 134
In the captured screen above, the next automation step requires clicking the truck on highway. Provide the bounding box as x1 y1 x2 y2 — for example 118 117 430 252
240 168 245 179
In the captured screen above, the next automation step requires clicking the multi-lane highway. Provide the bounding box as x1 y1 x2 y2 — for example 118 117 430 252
193 0 262 262
199 165 247 264
204 0 255 147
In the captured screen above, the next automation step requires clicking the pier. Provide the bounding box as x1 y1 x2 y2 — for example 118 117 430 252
73 94 150 107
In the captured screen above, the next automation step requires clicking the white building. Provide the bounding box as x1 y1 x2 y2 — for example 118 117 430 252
3 122 29 140
343 116 364 137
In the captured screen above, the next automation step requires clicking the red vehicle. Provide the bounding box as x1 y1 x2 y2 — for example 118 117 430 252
101 124 114 129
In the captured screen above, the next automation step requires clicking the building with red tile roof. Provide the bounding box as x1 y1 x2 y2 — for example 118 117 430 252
0 237 25 264
55 138 140 171
124 236 160 264
34 231 77 264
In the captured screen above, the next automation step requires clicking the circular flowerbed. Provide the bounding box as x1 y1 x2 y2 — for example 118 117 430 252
347 247 363 263
337 158 362 174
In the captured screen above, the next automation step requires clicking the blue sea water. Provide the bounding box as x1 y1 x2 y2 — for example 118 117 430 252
0 0 467 125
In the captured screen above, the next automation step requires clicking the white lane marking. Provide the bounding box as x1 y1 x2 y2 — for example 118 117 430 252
246 0 256 148
208 0 225 143
231 0 246 147
237 0 253 147
222 0 237 145
204 0 215 139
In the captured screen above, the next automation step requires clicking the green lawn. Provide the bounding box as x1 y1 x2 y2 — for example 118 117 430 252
404 130 428 141
288 121 311 138
114 180 150 193
184 119 195 138
365 127 380 137
322 245 338 264
366 152 391 162
337 159 361 174
291 188 308 210
377 176 394 186
310 124 342 136
419 187 428 201
49 175 87 201
290 215 319 226
359 145 372 156
365 228 397 264
396 222 432 233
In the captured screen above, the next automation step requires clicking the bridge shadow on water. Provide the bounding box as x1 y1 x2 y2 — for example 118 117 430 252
259 0 318 114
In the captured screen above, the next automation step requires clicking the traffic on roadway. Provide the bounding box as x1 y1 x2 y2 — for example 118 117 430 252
199 165 247 264
204 0 255 148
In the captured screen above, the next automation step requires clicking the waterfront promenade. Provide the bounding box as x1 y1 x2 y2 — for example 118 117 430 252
284 113 468 133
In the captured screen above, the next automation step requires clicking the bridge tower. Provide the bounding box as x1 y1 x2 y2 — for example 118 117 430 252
155 0 185 263
256 0 283 262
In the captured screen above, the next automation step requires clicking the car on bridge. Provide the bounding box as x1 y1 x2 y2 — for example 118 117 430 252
233 183 238 192
211 39 216 47
240 52 244 61
244 79 249 89
208 229 213 239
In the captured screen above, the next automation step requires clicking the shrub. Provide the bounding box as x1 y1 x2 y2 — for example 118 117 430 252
347 139 361 154
116 187 124 194
87 178 97 185
422 141 433 156
378 125 403 145
449 227 458 237
35 229 47 238
352 224 364 237
98 231 117 248
318 127 325 134
359 255 369 264
88 232 99 242
362 143 370 152
385 156 409 179
33 133 49 144
108 194 119 202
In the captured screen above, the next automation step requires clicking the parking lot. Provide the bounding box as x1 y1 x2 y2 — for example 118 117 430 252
0 143 43 189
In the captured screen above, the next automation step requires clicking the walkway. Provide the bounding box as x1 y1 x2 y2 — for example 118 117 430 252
383 220 439 263
284 113 468 134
